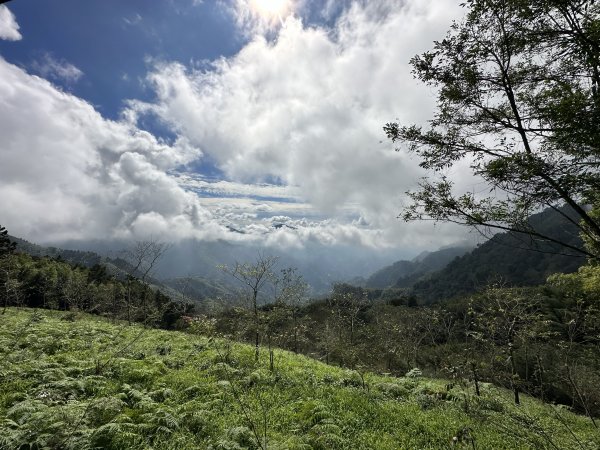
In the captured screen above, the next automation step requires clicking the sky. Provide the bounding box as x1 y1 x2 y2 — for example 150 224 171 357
0 0 476 255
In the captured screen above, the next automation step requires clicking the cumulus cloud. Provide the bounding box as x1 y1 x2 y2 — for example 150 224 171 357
0 56 396 249
0 57 223 243
30 53 84 84
0 0 473 253
0 5 21 41
128 0 469 248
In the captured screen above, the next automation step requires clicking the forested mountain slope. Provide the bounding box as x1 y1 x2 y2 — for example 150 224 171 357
411 208 585 303
7 235 223 305
7 235 149 283
366 245 473 289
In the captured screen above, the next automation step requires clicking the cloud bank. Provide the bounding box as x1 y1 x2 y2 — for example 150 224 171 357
129 0 467 247
0 0 470 252
0 57 222 242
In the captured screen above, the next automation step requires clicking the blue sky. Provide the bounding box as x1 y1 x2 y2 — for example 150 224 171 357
0 0 242 119
0 0 473 253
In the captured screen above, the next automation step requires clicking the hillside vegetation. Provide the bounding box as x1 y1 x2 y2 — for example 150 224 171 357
410 207 584 302
365 245 472 290
1 308 598 450
363 207 586 303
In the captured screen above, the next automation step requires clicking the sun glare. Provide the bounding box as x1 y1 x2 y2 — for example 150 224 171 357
250 0 291 19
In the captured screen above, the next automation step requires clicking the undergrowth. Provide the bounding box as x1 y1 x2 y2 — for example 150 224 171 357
0 308 598 449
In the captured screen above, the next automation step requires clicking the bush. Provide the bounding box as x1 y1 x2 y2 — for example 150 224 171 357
405 368 423 379
375 382 410 400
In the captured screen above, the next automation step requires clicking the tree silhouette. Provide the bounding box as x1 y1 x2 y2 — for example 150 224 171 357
0 225 16 259
385 0 600 260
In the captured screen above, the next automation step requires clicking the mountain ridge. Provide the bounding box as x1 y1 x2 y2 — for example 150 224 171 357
365 245 474 290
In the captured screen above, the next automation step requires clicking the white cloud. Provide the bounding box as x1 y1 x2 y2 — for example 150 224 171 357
128 0 469 248
0 55 400 250
30 53 84 84
0 57 224 243
0 0 474 253
123 13 143 26
0 5 21 41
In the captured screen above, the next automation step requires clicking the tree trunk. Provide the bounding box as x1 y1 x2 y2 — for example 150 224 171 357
126 281 132 325
254 290 260 362
536 354 545 401
509 348 520 405
293 312 298 353
471 362 481 397
269 348 274 372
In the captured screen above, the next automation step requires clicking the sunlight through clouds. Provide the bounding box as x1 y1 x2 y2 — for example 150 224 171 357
128 0 468 249
223 0 297 35
0 0 470 251
250 0 292 19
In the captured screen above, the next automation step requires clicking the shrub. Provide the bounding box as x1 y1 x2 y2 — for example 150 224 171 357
375 382 410 400
405 368 423 379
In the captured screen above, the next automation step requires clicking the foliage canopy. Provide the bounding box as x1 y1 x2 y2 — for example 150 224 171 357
385 0 600 259
0 225 16 258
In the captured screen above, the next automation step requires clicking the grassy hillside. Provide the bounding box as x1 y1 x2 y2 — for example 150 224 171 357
0 309 598 449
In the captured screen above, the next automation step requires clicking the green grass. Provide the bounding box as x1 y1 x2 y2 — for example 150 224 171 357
0 308 598 449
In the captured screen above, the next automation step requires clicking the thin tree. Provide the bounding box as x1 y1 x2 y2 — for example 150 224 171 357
0 225 16 258
276 267 309 353
220 253 278 362
0 225 18 314
122 239 170 323
470 285 543 405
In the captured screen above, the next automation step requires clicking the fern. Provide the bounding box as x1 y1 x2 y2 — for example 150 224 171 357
87 397 126 426
139 408 180 438
180 410 213 436
6 399 48 424
90 421 144 449
298 403 346 449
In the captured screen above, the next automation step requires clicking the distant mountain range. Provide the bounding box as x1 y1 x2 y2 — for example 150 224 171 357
151 242 406 301
364 207 586 303
10 205 584 306
365 245 474 290
7 234 402 303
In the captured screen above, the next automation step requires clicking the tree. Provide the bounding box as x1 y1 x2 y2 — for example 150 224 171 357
0 226 18 314
220 254 279 362
548 267 600 424
60 269 88 311
0 225 16 259
325 284 370 368
122 239 170 323
276 267 309 353
469 285 544 405
384 0 600 259
329 283 369 347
